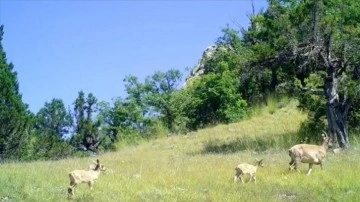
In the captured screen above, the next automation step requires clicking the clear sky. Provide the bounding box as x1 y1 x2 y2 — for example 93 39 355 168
0 0 268 114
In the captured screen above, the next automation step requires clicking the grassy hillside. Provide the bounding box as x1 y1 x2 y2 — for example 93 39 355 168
1 101 359 202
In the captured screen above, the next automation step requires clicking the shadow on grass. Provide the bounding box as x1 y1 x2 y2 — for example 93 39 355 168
201 132 298 154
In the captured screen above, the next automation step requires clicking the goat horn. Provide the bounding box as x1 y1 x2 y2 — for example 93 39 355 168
322 130 328 137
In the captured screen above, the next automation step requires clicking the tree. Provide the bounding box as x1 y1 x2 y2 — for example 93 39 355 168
0 25 31 160
145 69 183 132
270 0 360 148
243 0 360 148
183 32 249 129
35 98 72 139
71 91 102 152
241 2 297 103
122 75 152 134
98 97 150 144
298 0 360 148
31 98 74 159
98 72 183 144
184 72 247 130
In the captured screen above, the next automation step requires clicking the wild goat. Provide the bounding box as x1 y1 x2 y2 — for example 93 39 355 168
87 161 100 170
68 159 106 197
234 159 264 183
288 131 331 175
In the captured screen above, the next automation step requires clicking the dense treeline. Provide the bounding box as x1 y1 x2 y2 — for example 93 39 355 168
1 0 359 161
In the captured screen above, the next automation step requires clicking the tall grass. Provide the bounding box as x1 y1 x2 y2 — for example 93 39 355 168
0 101 360 202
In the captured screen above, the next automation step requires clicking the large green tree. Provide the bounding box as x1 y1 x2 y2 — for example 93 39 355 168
145 69 183 132
32 98 73 159
71 91 102 152
243 0 360 148
98 71 184 144
35 98 72 139
0 25 31 160
183 30 249 130
98 97 151 144
122 75 152 134
294 0 360 148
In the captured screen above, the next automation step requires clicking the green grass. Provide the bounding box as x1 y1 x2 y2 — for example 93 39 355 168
1 101 360 202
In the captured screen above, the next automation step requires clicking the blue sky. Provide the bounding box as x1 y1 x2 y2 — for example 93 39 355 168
0 0 268 113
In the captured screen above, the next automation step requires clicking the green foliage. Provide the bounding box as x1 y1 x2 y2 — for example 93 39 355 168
0 25 31 160
123 75 154 134
97 74 167 147
99 98 145 144
298 117 327 144
29 134 75 160
240 1 300 103
180 28 252 130
145 69 183 132
4 0 360 159
240 0 360 146
349 94 360 134
30 98 74 160
184 72 247 129
35 98 72 139
297 73 327 122
99 70 188 144
165 89 192 134
71 91 103 153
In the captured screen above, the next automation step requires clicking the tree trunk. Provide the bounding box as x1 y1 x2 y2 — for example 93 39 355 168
324 74 350 148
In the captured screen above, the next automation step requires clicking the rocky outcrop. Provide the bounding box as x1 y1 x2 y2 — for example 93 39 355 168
184 45 229 87
185 45 216 84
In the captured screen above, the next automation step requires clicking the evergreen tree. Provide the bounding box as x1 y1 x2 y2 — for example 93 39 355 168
32 98 73 159
0 25 31 160
35 98 72 139
71 91 102 153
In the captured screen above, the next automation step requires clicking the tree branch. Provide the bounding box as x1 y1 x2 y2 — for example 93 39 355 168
301 87 323 95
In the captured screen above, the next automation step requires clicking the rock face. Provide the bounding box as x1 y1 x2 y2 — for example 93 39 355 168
185 44 231 87
184 44 231 87
184 45 218 86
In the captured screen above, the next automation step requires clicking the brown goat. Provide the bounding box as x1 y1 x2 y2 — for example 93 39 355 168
234 159 264 183
68 159 106 197
288 131 331 175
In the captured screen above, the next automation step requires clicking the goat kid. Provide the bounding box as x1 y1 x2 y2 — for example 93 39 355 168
234 159 264 183
288 131 331 175
68 159 106 197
